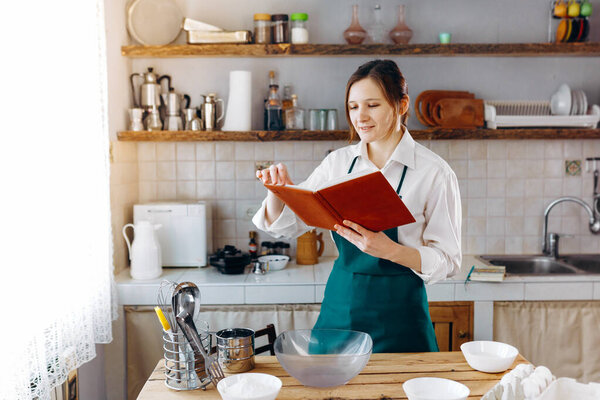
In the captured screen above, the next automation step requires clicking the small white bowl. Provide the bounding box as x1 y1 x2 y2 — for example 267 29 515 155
461 340 518 373
217 373 282 400
258 255 290 271
403 377 470 400
550 83 572 115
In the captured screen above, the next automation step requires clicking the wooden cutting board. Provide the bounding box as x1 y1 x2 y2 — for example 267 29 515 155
415 90 475 127
432 98 484 128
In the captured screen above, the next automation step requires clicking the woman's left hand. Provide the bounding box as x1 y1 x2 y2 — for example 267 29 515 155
334 220 398 260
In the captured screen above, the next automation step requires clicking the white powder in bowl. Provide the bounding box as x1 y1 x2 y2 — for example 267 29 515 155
222 375 274 398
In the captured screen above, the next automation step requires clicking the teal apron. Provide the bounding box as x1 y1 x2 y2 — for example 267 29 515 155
313 156 439 353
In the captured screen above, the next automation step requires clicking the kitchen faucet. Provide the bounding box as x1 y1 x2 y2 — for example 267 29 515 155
542 196 600 258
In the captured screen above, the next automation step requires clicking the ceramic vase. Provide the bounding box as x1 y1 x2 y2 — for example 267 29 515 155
343 4 367 45
389 5 413 44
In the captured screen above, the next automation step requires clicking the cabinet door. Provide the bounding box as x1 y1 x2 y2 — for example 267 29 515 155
428 301 473 351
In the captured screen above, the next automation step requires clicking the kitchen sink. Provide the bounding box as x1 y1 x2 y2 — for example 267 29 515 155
478 255 581 275
558 254 600 273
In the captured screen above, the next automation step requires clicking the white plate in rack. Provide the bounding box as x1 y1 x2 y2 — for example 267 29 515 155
484 102 600 129
127 0 183 45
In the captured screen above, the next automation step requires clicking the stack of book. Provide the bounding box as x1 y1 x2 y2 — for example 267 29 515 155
466 265 506 282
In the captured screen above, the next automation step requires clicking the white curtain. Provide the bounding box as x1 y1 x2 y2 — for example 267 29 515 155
0 1 115 399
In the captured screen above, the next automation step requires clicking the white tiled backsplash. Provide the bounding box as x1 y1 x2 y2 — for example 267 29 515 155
135 140 600 257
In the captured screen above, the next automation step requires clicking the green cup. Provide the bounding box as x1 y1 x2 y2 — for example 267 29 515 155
439 32 451 44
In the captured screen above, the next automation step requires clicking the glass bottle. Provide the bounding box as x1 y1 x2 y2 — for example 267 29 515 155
389 5 413 44
282 86 293 111
249 231 258 260
260 241 272 256
343 4 367 45
264 71 284 131
284 94 305 130
368 4 385 44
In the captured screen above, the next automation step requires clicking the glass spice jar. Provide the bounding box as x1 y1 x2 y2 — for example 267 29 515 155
253 13 271 44
271 14 289 43
290 13 309 44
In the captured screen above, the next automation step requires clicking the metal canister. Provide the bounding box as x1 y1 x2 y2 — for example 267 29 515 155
216 328 255 373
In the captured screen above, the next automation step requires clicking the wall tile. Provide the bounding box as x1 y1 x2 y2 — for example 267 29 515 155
505 217 524 235
295 161 316 181
139 181 156 202
506 178 525 197
177 161 196 180
468 160 486 178
157 161 176 180
216 180 235 199
468 141 487 159
506 160 527 178
467 217 486 235
449 141 468 160
487 179 506 198
468 198 486 217
138 142 156 161
216 200 235 219
543 178 563 197
157 143 175 161
486 236 505 253
544 141 563 158
197 161 215 180
524 197 544 216
505 236 524 253
196 181 215 200
486 217 505 235
235 142 255 161
524 179 544 198
235 161 256 180
274 142 295 160
430 141 449 160
235 180 255 199
157 181 176 200
563 177 582 197
176 143 196 161
216 161 235 180
523 217 542 235
506 197 524 216
506 141 528 159
525 142 544 159
487 141 507 160
216 143 234 160
564 141 582 158
449 160 467 179
523 237 539 254
176 181 196 200
255 142 274 161
544 159 564 178
216 219 237 238
313 142 336 161
467 236 486 254
196 143 214 160
487 160 506 178
139 162 156 181
293 142 314 161
487 198 505 217
468 179 486 198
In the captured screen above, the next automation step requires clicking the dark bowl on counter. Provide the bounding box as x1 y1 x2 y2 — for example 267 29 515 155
209 245 251 274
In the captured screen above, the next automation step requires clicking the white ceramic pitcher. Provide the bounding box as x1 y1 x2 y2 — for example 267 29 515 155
122 221 162 280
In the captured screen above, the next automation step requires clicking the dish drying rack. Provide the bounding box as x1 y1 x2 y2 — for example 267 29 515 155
484 101 600 129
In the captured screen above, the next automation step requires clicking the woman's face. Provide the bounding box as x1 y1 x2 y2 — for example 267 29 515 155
347 78 396 143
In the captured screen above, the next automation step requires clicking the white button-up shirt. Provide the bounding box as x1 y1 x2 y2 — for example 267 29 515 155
252 130 462 284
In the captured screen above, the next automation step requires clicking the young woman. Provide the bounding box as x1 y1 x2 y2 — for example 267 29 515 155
253 60 462 353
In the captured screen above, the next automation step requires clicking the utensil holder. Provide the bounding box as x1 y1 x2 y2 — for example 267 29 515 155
162 322 212 390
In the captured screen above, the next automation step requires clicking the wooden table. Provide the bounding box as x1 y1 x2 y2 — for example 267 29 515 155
137 352 528 399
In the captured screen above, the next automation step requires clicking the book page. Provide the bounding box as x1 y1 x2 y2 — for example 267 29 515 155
316 168 378 191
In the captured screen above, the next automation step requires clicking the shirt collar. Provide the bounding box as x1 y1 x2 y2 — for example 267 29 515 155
355 128 416 170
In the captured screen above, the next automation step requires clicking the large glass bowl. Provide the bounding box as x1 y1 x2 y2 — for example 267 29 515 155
274 329 373 387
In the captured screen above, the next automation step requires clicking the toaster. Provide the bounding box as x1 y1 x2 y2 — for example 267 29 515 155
133 202 212 267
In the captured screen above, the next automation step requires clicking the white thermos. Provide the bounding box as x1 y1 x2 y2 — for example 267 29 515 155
122 220 162 280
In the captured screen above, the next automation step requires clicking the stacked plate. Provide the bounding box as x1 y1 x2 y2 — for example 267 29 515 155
550 84 588 116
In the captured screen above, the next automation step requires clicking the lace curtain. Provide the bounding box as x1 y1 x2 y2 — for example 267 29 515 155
0 0 115 399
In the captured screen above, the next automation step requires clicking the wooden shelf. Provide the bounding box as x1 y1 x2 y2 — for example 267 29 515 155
121 42 600 58
117 128 600 141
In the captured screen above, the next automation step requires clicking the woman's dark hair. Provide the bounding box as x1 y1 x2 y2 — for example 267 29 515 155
344 59 409 142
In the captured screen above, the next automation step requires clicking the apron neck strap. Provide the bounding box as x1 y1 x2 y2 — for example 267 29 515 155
347 155 408 196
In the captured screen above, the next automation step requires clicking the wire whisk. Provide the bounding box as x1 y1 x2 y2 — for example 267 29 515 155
157 280 177 329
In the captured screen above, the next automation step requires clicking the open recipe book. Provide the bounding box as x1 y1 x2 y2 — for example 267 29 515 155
264 170 416 232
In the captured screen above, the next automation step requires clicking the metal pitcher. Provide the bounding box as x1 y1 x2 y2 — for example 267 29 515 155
201 93 224 131
130 67 171 110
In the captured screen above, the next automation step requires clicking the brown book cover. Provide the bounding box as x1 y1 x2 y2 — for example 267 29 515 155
264 170 416 232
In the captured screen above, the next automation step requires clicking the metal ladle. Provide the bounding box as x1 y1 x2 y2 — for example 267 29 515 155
172 281 201 321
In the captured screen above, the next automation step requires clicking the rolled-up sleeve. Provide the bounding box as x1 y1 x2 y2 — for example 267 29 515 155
252 156 333 239
413 169 462 284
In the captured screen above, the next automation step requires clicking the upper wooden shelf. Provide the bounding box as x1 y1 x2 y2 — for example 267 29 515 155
117 128 600 141
121 42 600 58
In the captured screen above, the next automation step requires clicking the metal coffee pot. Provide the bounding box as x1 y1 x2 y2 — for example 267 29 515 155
144 106 163 131
183 108 203 131
161 89 191 117
130 67 171 111
200 93 224 131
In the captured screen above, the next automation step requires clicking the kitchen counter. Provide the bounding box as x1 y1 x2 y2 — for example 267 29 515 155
136 352 530 400
116 255 600 305
115 255 600 340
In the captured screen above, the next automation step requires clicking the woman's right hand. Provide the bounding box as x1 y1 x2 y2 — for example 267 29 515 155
256 163 294 186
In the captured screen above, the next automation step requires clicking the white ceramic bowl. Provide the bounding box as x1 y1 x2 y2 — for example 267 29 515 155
460 340 518 373
550 83 572 115
403 377 470 400
217 373 282 400
258 255 290 271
